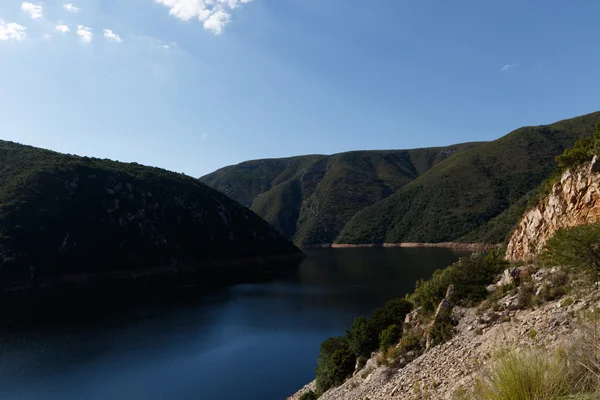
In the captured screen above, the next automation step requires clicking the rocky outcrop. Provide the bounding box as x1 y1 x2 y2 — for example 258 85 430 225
506 157 600 260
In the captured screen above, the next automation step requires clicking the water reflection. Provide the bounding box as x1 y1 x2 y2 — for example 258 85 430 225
0 247 468 400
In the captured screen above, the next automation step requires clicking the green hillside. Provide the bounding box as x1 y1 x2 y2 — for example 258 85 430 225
201 143 483 244
0 141 300 292
337 111 600 244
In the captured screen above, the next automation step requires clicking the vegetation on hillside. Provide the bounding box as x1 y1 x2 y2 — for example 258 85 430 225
0 140 300 289
338 112 600 245
201 144 483 244
541 223 600 282
314 250 508 395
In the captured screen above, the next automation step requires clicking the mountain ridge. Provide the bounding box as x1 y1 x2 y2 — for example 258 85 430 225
202 111 600 246
201 143 485 244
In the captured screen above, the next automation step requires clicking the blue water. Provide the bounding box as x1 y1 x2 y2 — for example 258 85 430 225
0 247 467 400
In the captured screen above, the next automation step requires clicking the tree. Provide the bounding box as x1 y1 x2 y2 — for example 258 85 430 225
379 324 402 352
541 223 600 284
347 316 378 359
315 336 356 394
555 123 600 170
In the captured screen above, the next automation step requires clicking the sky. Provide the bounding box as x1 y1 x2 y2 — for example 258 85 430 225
1 0 599 177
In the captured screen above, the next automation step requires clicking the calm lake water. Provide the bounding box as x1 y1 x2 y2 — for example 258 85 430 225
0 247 468 400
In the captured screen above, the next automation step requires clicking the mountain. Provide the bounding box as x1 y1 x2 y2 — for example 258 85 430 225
337 111 600 244
0 140 301 294
200 144 484 245
202 111 600 246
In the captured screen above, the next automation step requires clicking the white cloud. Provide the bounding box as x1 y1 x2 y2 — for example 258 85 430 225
201 132 208 141
76 25 93 43
156 0 253 35
203 9 230 35
0 20 27 41
42 33 52 40
63 4 81 13
56 24 70 33
103 29 122 43
21 2 43 20
500 63 519 72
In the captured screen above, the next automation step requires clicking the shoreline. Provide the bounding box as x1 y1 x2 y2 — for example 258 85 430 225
0 252 305 295
300 242 498 251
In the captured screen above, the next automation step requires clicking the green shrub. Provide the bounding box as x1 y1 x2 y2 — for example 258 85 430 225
428 307 457 348
347 316 378 359
379 324 402 352
370 298 412 332
315 336 356 394
347 298 412 359
299 391 318 400
411 250 508 313
542 223 600 283
555 123 600 170
475 349 571 400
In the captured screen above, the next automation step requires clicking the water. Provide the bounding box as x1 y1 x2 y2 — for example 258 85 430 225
0 247 468 400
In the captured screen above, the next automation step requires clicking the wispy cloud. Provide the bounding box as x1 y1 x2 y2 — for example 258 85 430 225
0 20 27 41
500 63 519 72
201 132 208 141
42 33 52 40
103 29 122 43
21 2 43 20
63 4 81 13
56 24 70 33
76 25 93 43
156 0 254 35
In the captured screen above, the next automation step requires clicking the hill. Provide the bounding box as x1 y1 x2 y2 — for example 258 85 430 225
337 111 600 244
200 144 484 245
0 140 301 294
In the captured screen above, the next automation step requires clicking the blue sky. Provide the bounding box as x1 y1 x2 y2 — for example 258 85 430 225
1 0 599 177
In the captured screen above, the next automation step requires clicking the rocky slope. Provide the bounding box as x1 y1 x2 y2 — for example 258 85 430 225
289 267 598 400
201 144 484 245
0 140 301 295
506 157 600 260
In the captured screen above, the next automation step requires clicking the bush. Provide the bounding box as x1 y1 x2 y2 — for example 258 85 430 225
517 281 535 309
379 324 402 352
347 316 378 359
371 298 412 332
475 349 571 400
428 307 457 348
542 223 600 283
315 336 356 394
566 316 600 393
299 391 318 400
555 123 600 170
347 298 412 359
411 250 508 313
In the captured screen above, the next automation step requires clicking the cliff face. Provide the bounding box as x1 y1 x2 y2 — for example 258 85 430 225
505 157 600 260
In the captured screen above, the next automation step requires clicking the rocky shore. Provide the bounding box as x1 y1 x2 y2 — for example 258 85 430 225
289 266 597 400
301 243 497 252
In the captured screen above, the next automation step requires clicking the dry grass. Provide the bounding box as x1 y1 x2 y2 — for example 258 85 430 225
475 349 571 400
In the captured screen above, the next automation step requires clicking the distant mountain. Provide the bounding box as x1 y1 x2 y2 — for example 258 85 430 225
200 143 484 245
337 111 600 244
0 141 301 294
202 111 600 246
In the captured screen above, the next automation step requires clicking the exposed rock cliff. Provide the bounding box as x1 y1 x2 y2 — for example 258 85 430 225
506 157 600 260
